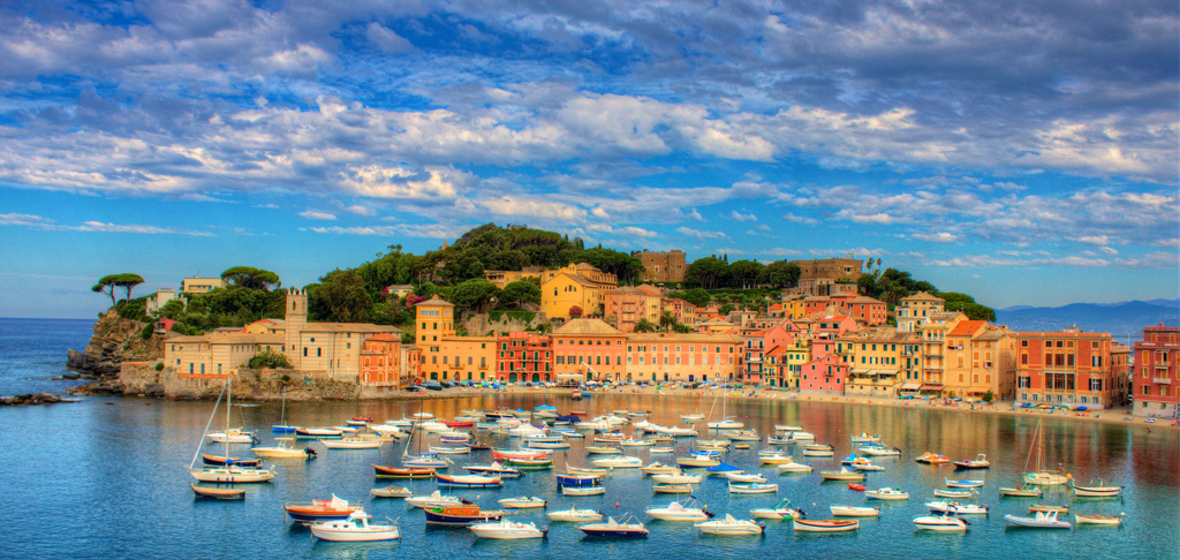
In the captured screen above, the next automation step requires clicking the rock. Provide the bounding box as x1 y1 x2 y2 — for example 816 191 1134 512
145 383 166 398
0 393 67 406
173 390 198 400
66 349 89 370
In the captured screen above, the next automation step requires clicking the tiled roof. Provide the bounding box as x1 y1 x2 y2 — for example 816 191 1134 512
552 318 623 335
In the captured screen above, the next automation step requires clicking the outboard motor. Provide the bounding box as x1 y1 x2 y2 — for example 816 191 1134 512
304 447 318 459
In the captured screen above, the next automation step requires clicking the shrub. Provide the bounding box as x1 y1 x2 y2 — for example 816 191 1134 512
155 362 164 371
247 347 291 369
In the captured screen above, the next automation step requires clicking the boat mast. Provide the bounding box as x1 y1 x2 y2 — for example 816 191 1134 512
188 382 226 471
225 375 232 461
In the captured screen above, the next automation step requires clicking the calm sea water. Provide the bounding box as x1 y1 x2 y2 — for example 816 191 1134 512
0 318 1177 560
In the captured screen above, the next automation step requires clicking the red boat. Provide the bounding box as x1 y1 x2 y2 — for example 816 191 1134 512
374 465 436 478
283 496 361 521
570 410 587 415
848 483 866 491
442 420 474 428
351 416 375 423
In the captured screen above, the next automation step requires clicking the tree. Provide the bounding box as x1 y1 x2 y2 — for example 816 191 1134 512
309 270 373 322
673 323 694 333
221 266 281 291
569 305 584 318
728 260 764 289
501 279 541 308
633 319 656 333
681 288 712 308
247 347 291 369
684 257 729 289
658 311 677 332
449 278 500 311
759 260 800 289
719 303 735 315
93 273 144 306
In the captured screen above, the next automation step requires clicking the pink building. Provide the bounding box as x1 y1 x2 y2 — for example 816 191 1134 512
1133 323 1179 418
799 354 848 394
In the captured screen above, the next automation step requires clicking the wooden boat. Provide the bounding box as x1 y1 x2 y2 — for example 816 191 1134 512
821 468 866 481
619 438 654 447
640 462 677 475
954 453 991 469
793 518 859 532
506 457 553 470
999 485 1043 498
585 446 622 454
1029 504 1069 514
491 448 550 461
351 415 375 423
774 424 802 432
322 438 382 450
829 505 879 517
469 519 546 539
436 474 503 488
1004 510 1071 529
370 486 412 498
310 510 400 542
284 496 362 521
777 461 814 473
1073 478 1124 497
652 472 701 484
1022 420 1071 485
548 507 603 522
934 489 974 498
295 427 344 439
556 473 602 487
680 413 706 422
724 472 767 483
427 445 470 454
1074 513 1124 526
464 461 523 478
866 487 909 500
578 515 649 537
915 452 951 465
913 514 969 531
945 477 985 488
402 455 450 469
373 465 436 478
720 429 760 442
498 496 547 509
464 441 492 451
848 483 866 492
200 454 261 467
802 447 835 457
728 482 778 494
191 483 245 500
694 514 765 535
424 504 505 526
565 465 610 475
527 440 571 449
563 485 606 496
750 498 802 520
653 483 694 494
759 453 793 465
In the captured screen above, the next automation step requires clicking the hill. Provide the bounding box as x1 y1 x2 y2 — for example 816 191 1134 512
995 299 1179 338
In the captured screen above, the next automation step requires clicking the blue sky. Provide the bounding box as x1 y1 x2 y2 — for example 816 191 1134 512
0 0 1176 318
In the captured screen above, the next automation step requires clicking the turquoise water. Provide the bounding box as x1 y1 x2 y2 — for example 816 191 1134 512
0 319 1177 559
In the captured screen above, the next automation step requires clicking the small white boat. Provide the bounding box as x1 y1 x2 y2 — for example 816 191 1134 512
310 510 399 542
207 429 256 444
436 474 503 488
913 514 969 532
728 482 778 494
652 483 694 494
720 430 760 442
866 487 909 500
527 440 571 450
759 453 793 465
321 438 383 450
405 490 465 509
585 446 622 455
821 468 865 481
676 454 721 467
657 426 700 437
953 453 991 469
640 462 677 475
934 489 974 499
680 414 706 422
651 447 675 454
1004 510 1071 529
1074 512 1125 526
829 505 880 517
189 465 275 483
999 485 1043 497
252 437 313 459
694 514 764 535
619 438 654 447
724 472 767 483
370 424 408 438
370 486 412 498
592 456 642 469
706 419 745 430
1072 478 1124 498
563 485 606 496
469 519 546 539
860 445 901 456
498 497 547 509
652 472 702 485
793 518 859 532
945 477 985 488
749 498 803 520
850 432 881 443
548 507 603 522
926 500 989 514
777 461 814 473
578 515 649 537
645 499 710 521
788 431 815 442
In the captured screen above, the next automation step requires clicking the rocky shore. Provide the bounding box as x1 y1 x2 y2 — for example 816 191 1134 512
1 393 75 406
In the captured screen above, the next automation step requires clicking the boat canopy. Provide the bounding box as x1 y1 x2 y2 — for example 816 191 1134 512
707 462 741 473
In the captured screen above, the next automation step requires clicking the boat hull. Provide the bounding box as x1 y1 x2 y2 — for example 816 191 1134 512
793 519 859 532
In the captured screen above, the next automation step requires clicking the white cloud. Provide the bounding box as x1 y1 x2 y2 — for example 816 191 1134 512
727 210 757 222
676 227 727 240
781 213 818 226
912 232 961 243
0 213 214 236
299 210 337 220
342 205 378 217
365 22 413 53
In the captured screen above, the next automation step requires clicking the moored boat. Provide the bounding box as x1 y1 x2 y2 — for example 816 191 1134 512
728 482 778 494
200 454 261 467
322 438 383 450
998 485 1043 498
436 473 503 488
310 510 400 542
498 496 546 509
464 461 523 478
191 483 245 500
694 514 764 535
645 499 711 521
926 500 989 515
777 461 813 473
1074 512 1124 526
370 486 412 498
591 455 642 469
563 485 607 496
934 489 974 499
913 513 969 531
915 452 951 465
284 495 361 522
945 477 985 488
578 515 649 537
469 519 546 539
954 453 991 469
750 498 802 520
652 483 694 494
547 507 603 522
424 504 505 526
1072 478 1124 498
829 505 879 517
793 518 859 532
820 468 866 481
1004 510 1071 529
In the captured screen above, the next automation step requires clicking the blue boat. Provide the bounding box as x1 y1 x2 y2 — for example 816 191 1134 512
271 425 298 434
556 474 602 487
707 462 742 474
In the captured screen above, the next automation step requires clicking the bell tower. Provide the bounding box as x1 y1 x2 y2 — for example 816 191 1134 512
284 287 307 369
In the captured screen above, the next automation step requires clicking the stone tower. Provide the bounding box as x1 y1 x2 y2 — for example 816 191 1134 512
284 287 307 369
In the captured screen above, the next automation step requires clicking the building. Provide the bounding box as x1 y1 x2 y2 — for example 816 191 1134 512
799 354 848 394
633 250 688 283
626 332 743 383
181 276 225 295
381 284 414 299
414 296 495 383
540 263 619 320
742 325 797 386
483 267 545 289
603 286 662 333
496 332 554 383
943 321 1018 400
146 288 179 314
915 311 969 396
663 297 698 326
1015 329 1130 409
1132 323 1179 418
790 257 864 295
359 334 420 390
166 332 285 379
838 327 922 398
551 318 627 382
897 291 945 332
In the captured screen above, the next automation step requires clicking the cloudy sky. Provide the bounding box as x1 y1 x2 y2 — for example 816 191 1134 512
0 0 1176 318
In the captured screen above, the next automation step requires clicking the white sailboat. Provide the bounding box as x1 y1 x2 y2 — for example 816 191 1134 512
190 377 275 483
1022 420 1071 486
706 387 744 429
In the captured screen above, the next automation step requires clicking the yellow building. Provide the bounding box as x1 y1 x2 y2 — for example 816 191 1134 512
782 338 812 389
837 327 922 397
897 291 946 332
916 310 969 395
181 276 225 294
166 332 284 378
414 295 495 382
944 321 1018 400
483 267 544 289
540 263 618 320
784 297 808 320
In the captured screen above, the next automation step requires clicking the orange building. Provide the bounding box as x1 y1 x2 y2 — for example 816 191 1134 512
1132 323 1179 418
551 318 627 382
359 334 420 390
496 332 553 383
603 286 662 332
626 332 743 383
1015 329 1130 409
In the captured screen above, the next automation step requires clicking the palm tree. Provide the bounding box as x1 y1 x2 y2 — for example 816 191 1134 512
658 311 677 332
634 319 657 333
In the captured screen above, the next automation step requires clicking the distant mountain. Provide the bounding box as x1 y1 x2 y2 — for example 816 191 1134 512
995 300 1179 339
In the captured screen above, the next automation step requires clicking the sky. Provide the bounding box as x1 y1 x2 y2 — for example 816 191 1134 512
0 0 1177 319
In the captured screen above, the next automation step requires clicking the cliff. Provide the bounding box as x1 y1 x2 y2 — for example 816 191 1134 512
78 363 363 401
66 309 163 378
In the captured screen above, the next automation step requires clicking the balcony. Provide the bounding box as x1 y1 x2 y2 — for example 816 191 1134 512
1153 377 1172 384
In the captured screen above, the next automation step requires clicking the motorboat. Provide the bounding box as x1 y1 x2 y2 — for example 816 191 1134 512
849 432 881 443
945 477 985 488
724 472 767 484
370 486 412 498
829 506 880 517
915 452 951 465
284 495 361 522
652 483 694 494
913 514 969 532
585 446 622 455
563 485 607 496
527 440 571 450
657 426 700 437
720 429 760 442
424 504 505 526
295 427 343 440
619 438 654 447
491 448 551 461
651 447 675 454
331 425 362 434
802 447 835 457
1074 513 1125 526
640 462 677 475
728 482 778 494
1029 504 1069 514
676 454 721 467
498 496 546 509
767 436 791 445
793 519 859 532
788 431 815 442
252 437 316 459
680 413 705 422
370 424 407 438
436 474 503 488
694 514 764 535
820 468 866 481
848 483 866 491
464 461 523 478
706 419 745 430
866 487 909 500
207 429 257 444
321 438 383 450
417 421 449 433
547 507 603 522
592 456 642 469
373 465 435 479
645 499 711 521
860 445 902 457
776 461 813 473
190 483 245 500
998 485 1043 498
578 515 649 537
851 458 885 472
749 498 803 520
759 452 792 465
469 519 546 539
652 472 702 485
1004 510 1071 529
405 490 468 509
926 501 989 515
934 489 974 499
310 510 400 542
1072 478 1124 498
705 462 743 476
954 453 991 469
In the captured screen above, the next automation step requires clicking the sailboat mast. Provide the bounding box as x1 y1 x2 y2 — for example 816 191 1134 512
189 383 226 470
225 375 232 459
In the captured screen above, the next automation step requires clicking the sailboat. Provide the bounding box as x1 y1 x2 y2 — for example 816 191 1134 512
1021 420 1071 486
706 385 743 429
189 376 276 484
400 402 450 469
271 386 298 433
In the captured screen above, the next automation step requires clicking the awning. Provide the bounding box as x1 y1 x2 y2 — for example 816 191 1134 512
920 384 945 391
900 383 921 391
556 373 584 381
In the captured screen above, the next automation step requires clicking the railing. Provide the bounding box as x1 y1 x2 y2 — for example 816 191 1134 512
1153 378 1172 384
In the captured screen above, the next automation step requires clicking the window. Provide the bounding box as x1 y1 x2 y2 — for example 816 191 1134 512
316 348 322 357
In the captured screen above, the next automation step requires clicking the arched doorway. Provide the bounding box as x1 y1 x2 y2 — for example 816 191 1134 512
509 373 518 383
531 373 540 383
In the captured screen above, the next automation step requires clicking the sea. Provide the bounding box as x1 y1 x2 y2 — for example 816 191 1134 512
0 317 1177 560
